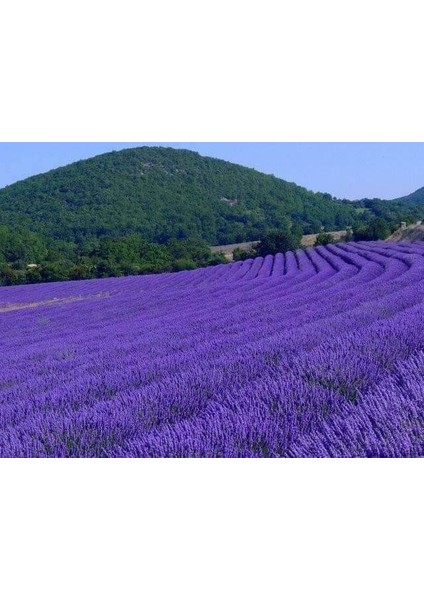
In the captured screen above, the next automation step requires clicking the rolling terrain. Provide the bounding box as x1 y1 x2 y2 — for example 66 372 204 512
1 241 424 457
394 186 424 206
2 146 424 286
387 222 424 242
0 146 359 245
1 146 423 247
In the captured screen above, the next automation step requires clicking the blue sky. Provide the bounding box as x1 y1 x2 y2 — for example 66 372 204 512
0 143 423 200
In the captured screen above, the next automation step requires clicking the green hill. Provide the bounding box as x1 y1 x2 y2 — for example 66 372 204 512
0 146 364 245
394 187 424 206
1 146 424 285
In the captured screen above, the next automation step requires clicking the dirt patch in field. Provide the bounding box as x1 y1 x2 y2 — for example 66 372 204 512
210 241 259 260
211 230 347 259
0 292 112 313
387 224 424 243
301 230 347 247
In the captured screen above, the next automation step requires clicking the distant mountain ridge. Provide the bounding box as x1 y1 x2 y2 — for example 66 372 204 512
393 187 424 206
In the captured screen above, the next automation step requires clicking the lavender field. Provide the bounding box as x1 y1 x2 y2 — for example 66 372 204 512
1 241 424 458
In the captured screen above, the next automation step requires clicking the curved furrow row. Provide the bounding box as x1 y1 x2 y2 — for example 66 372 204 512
1 242 424 457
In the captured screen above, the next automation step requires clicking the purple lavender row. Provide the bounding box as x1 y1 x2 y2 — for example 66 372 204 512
1 242 424 457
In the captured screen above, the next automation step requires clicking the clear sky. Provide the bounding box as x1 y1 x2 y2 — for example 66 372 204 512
0 142 423 200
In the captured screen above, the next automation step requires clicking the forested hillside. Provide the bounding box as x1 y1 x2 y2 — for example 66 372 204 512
0 146 364 245
1 146 424 285
394 186 424 206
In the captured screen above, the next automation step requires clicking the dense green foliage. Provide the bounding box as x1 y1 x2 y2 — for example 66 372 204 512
0 227 226 286
232 246 257 261
314 232 335 246
1 146 424 286
359 197 423 224
393 186 424 206
0 146 391 247
256 226 303 256
353 217 394 242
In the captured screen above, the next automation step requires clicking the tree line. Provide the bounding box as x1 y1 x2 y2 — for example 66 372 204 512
0 227 227 286
232 217 402 260
0 216 414 286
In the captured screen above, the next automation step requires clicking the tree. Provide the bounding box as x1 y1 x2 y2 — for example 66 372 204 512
233 247 257 261
256 227 302 256
39 262 70 282
0 264 26 286
315 232 335 246
353 218 391 241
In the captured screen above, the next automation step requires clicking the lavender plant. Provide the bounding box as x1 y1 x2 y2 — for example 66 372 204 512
1 242 424 457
